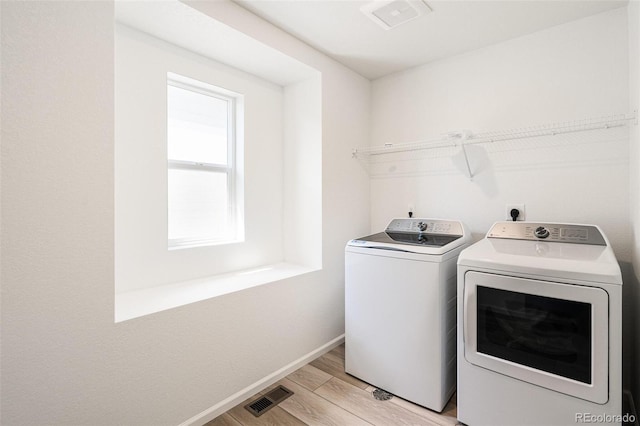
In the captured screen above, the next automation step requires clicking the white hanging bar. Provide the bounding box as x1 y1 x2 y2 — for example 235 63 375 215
352 112 637 159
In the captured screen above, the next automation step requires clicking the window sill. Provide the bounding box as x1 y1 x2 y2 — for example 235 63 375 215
114 262 318 323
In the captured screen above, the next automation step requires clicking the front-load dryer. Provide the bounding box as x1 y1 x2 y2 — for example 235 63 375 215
457 222 622 425
345 218 470 412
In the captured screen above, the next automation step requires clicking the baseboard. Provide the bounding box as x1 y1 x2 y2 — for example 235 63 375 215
178 334 345 426
624 390 639 426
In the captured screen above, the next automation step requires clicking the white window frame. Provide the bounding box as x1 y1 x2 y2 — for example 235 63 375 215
167 72 243 249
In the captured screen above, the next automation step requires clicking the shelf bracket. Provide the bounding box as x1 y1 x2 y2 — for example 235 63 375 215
448 130 474 180
460 143 473 180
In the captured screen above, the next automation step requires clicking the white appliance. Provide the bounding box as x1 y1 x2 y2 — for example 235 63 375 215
457 222 622 426
345 218 471 412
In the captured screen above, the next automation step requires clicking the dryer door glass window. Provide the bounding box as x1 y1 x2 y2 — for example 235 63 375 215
462 271 608 404
477 286 591 384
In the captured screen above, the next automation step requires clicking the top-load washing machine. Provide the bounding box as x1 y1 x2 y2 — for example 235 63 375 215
457 222 622 426
345 218 470 412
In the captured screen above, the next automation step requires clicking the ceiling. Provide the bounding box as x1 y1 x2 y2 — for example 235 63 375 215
233 0 628 80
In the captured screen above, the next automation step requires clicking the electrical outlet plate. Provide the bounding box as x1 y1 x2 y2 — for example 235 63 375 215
506 204 525 221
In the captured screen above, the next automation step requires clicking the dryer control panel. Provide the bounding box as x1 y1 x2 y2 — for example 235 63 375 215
487 222 606 245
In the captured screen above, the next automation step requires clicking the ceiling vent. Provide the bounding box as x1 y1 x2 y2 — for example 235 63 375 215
361 0 432 30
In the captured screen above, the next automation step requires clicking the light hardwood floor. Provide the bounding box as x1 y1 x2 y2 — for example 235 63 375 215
205 344 459 426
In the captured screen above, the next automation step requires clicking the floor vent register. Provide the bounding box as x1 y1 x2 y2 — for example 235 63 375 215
245 385 294 417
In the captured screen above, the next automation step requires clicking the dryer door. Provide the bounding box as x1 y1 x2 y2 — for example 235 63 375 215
463 271 609 404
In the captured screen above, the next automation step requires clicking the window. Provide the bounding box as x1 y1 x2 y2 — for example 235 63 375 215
167 73 243 248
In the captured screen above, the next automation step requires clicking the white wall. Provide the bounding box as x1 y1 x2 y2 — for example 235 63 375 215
370 8 631 261
283 78 323 268
628 0 640 411
115 25 286 292
0 1 370 425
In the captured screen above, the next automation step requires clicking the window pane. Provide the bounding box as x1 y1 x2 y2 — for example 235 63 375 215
168 168 229 241
167 84 228 165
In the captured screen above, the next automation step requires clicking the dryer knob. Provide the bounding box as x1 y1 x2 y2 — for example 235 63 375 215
534 226 550 239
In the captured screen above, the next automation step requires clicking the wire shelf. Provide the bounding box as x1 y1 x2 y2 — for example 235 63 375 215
352 112 637 159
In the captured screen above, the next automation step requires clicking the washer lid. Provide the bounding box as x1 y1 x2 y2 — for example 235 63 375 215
358 231 463 248
347 218 470 255
458 223 622 285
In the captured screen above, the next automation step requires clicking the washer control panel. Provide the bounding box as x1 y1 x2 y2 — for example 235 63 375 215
386 218 464 235
487 222 606 245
